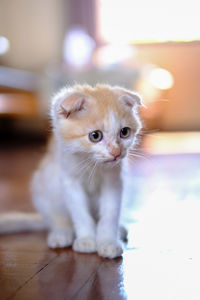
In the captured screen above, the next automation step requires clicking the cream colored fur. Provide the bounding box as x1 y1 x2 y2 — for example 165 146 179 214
0 84 142 259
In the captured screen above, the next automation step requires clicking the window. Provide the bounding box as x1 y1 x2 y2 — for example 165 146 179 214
98 0 200 44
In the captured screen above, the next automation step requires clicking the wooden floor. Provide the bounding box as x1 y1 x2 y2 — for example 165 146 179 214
0 133 200 300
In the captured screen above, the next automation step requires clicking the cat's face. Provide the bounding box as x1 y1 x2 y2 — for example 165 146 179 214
52 85 142 164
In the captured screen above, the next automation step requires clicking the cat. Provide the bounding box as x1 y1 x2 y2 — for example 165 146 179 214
0 84 143 259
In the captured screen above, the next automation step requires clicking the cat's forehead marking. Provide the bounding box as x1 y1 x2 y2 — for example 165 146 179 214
104 110 120 133
75 84 120 113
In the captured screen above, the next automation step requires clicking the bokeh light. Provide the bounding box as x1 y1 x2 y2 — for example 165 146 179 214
0 36 10 55
149 68 174 90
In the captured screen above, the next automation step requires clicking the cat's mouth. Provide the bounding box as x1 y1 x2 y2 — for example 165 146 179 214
103 157 121 163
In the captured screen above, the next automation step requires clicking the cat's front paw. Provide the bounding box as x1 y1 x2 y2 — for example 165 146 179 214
97 240 123 259
73 236 96 253
47 228 74 248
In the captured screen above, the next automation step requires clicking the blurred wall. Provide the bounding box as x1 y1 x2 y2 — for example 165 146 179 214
0 1 199 132
0 0 68 71
136 43 200 131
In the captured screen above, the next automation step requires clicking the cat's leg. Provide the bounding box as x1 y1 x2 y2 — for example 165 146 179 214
47 211 75 249
33 193 74 248
62 181 97 253
97 169 124 259
32 170 75 249
119 224 128 242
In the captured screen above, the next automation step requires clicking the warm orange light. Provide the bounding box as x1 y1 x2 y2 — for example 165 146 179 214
143 132 200 155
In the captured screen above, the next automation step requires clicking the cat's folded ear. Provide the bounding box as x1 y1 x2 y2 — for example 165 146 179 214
55 92 87 119
114 87 144 109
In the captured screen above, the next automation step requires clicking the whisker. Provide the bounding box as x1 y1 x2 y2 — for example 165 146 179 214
129 151 146 158
140 129 160 135
88 161 98 184
111 159 121 169
128 150 150 161
73 157 90 170
68 157 92 177
75 159 92 176
77 159 94 180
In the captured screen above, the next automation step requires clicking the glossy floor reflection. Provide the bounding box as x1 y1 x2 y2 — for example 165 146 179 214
0 133 200 300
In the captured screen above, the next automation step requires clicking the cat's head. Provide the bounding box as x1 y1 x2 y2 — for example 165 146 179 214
51 84 143 164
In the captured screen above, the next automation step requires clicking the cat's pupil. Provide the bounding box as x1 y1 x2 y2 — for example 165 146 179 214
92 132 99 139
121 128 128 135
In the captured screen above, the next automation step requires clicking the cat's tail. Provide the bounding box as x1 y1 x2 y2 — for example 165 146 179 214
0 212 47 234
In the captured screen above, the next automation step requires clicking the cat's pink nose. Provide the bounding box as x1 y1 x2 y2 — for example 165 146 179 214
109 149 121 160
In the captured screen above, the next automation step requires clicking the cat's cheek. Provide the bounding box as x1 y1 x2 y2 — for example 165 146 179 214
79 139 93 150
124 136 135 147
79 139 106 161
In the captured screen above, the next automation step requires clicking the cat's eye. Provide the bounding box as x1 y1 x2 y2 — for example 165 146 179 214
89 130 103 143
120 127 131 138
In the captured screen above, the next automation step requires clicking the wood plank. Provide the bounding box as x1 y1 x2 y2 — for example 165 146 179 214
0 233 56 300
11 250 102 300
73 257 126 300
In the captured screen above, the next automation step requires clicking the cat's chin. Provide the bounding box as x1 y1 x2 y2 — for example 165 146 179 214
104 159 117 163
103 158 122 164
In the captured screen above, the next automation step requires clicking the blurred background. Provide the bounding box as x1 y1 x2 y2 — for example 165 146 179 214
0 0 200 145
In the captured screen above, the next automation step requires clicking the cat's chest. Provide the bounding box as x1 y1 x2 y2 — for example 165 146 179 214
82 169 102 197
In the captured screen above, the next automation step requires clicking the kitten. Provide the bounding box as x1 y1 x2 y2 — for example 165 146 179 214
1 84 143 259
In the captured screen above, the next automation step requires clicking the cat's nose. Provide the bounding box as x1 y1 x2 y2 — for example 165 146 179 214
109 149 121 160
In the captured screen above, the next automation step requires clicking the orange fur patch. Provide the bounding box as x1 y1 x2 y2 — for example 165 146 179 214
59 84 140 141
